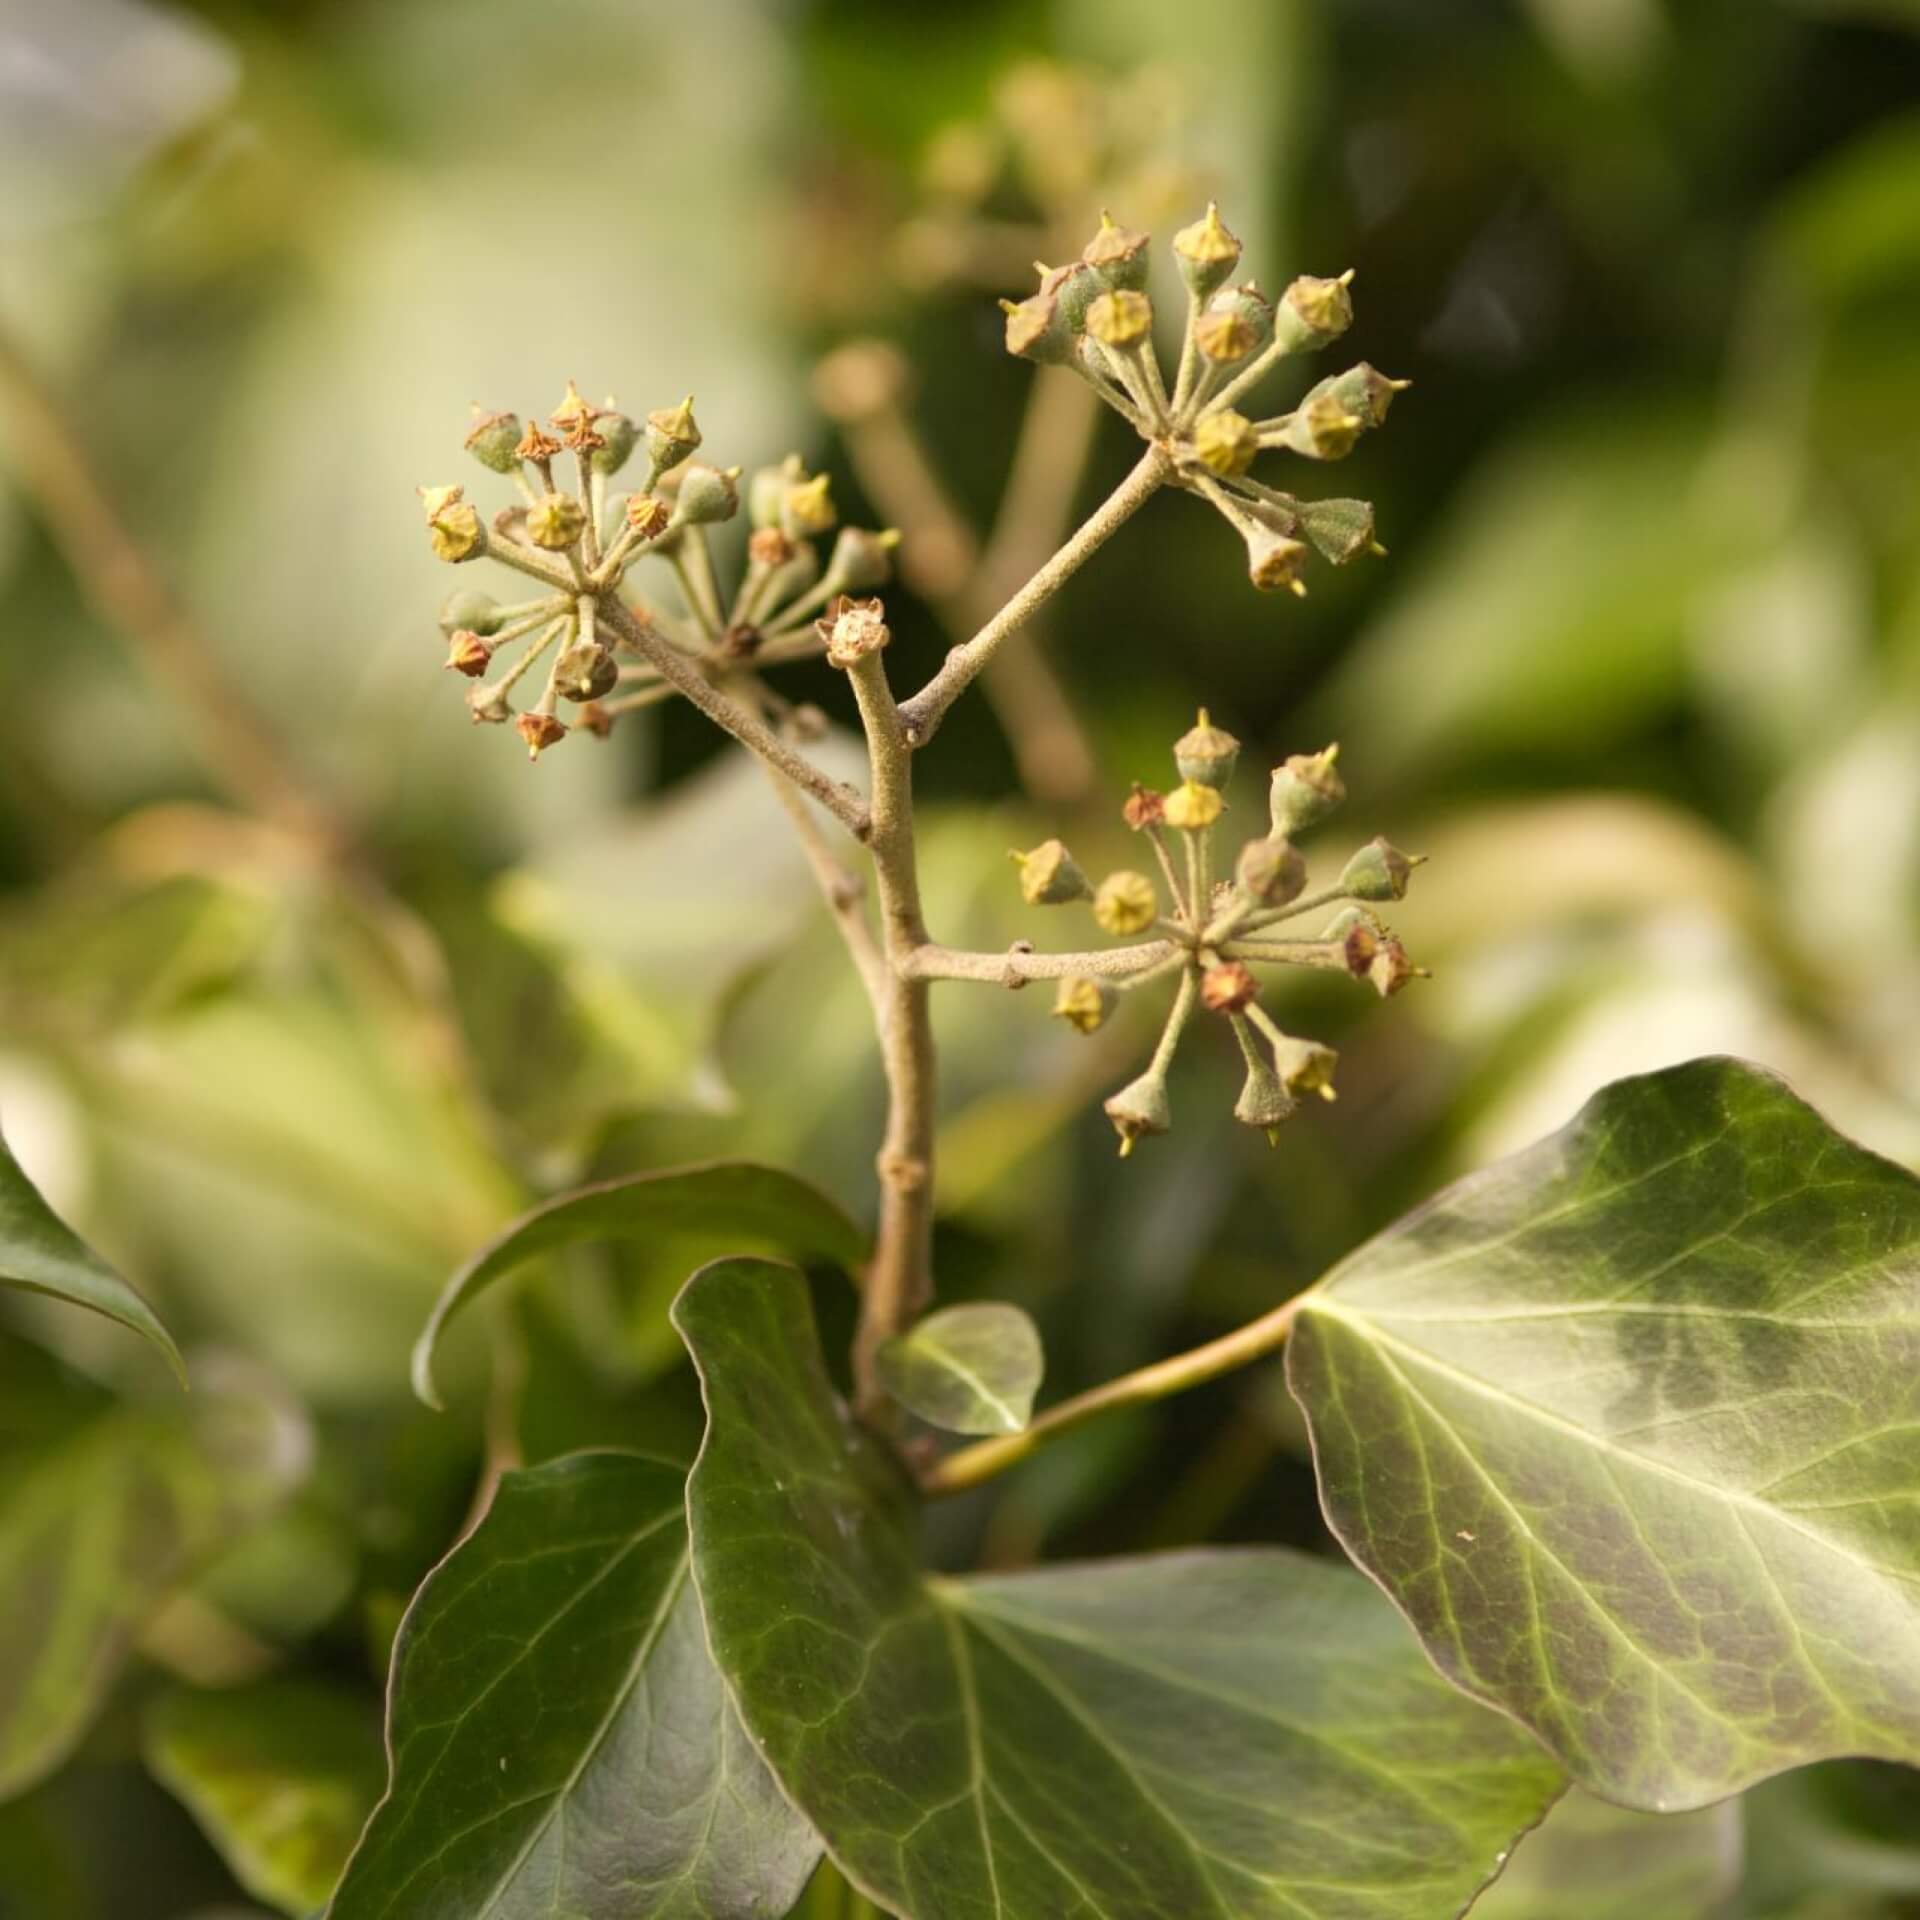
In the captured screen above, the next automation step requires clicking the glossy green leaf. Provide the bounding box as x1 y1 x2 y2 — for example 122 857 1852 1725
144 1678 384 1916
327 1449 820 1920
0 1125 184 1386
412 1161 866 1408
876 1302 1044 1435
676 1260 1564 1920
1471 1788 1741 1919
1287 1056 1920 1812
0 1340 308 1800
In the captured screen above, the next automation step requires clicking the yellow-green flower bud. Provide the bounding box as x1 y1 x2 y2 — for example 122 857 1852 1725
1243 522 1310 594
1082 212 1151 291
1320 362 1408 429
1192 409 1259 477
1174 709 1240 787
782 473 837 540
1104 1067 1170 1157
1052 976 1115 1035
526 492 585 550
464 408 522 474
1269 747 1344 836
1277 390 1364 461
1341 836 1424 902
1275 272 1355 353
1163 780 1225 831
1236 835 1306 906
1172 202 1242 298
1271 1034 1339 1101
421 483 485 564
645 396 701 481
1086 288 1153 348
1011 839 1090 906
1002 287 1073 366
1194 284 1274 365
671 464 741 526
1093 870 1158 936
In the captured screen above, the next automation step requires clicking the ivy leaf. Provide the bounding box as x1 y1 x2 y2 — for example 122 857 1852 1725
0 1125 184 1387
327 1449 820 1920
143 1678 384 1917
876 1302 1044 1434
1287 1056 1920 1813
676 1260 1564 1920
412 1161 866 1408
0 1338 308 1800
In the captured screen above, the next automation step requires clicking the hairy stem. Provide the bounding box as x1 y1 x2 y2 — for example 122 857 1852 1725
899 939 1177 986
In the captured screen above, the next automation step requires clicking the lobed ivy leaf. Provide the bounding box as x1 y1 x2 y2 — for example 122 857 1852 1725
143 1677 385 1916
1287 1056 1920 1812
675 1259 1565 1920
0 1125 184 1387
876 1301 1044 1435
326 1449 820 1920
412 1161 866 1409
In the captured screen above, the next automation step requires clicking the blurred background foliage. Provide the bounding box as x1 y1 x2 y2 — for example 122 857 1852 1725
1 0 1919 1913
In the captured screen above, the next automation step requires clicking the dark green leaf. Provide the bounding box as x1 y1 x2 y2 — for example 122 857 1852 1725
144 1678 384 1917
1287 1057 1920 1812
676 1260 1564 1920
0 1342 308 1799
0 1125 184 1386
327 1449 820 1920
876 1302 1043 1435
413 1162 866 1408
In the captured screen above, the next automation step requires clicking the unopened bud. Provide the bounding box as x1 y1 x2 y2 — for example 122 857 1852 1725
1002 287 1073 366
1269 747 1344 835
750 458 803 529
1192 409 1258 477
1042 260 1102 335
1093 870 1159 936
1195 284 1274 365
1339 915 1381 978
1368 936 1421 998
1243 522 1310 594
625 495 671 542
526 492 585 550
1271 1034 1339 1101
671 464 740 526
1295 496 1379 566
645 396 701 479
439 588 504 637
1163 780 1225 831
516 710 567 759
1086 288 1153 348
425 497 485 564
1236 835 1306 905
1278 390 1364 461
555 641 618 702
464 408 522 474
1053 976 1115 1035
514 420 561 464
467 680 513 725
1318 363 1407 429
782 473 837 540
444 630 493 677
1174 709 1240 786
1234 1052 1296 1140
817 593 890 668
749 526 798 571
548 380 597 433
1011 839 1090 906
1276 272 1355 352
1082 212 1150 291
1122 783 1165 829
825 525 900 592
1201 961 1258 1014
1341 837 1424 902
591 406 639 475
1104 1068 1171 1157
1172 203 1242 298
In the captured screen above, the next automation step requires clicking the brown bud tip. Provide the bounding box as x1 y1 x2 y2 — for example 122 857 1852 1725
516 711 568 759
1201 961 1258 1014
625 494 671 540
1122 782 1166 830
514 420 562 462
1368 937 1421 998
444 629 492 677
817 594 891 669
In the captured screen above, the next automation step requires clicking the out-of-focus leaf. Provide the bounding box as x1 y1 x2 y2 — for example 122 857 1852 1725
0 1339 310 1799
676 1259 1565 1920
876 1301 1043 1433
0 1124 183 1385
1472 1787 1742 1918
1740 1761 1920 1914
412 1160 866 1407
143 1678 383 1918
328 1449 821 1920
1288 1057 1920 1811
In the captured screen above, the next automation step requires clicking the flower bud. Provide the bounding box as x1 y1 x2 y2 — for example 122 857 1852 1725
1295 496 1379 566
1277 390 1364 461
1242 522 1310 594
782 473 837 540
1086 288 1153 349
1233 1052 1296 1140
439 588 505 637
1043 260 1103 336
645 396 701 480
670 464 740 526
1010 838 1091 906
1194 284 1274 365
526 492 585 550
1082 212 1151 291
1172 203 1242 298
1174 708 1240 786
1317 363 1408 429
749 526 797 572
1368 936 1421 998
1275 272 1355 353
1341 836 1424 902
464 408 522 474
1271 1034 1339 1101
591 407 639 476
1236 835 1306 905
1269 747 1344 836
1002 287 1073 366
1337 913 1380 979
467 680 513 725
1163 780 1225 831
825 525 900 592
1201 961 1258 1014
1104 1068 1170 1157
817 594 890 668
1122 783 1165 830
548 380 597 434
444 630 493 677
555 641 618 702
1093 870 1158 936
514 420 562 464
625 495 671 542
1052 976 1115 1035
1191 409 1258 478
516 711 567 759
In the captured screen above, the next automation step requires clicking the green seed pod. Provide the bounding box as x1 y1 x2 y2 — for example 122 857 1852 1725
1277 390 1364 461
1340 836 1423 902
1320 362 1408 429
439 588 505 637
1081 212 1151 291
645 396 701 482
526 492 585 550
1275 272 1355 353
1236 835 1307 906
826 525 900 592
1191 409 1259 478
1104 1066 1171 1157
1269 746 1345 836
1294 496 1378 566
464 408 523 474
1233 1051 1296 1140
1052 976 1115 1035
671 463 741 526
1195 283 1274 366
591 407 639 475
1173 708 1240 787
1044 260 1102 336
555 641 618 703
1011 838 1091 906
1172 203 1242 299
1002 287 1074 366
